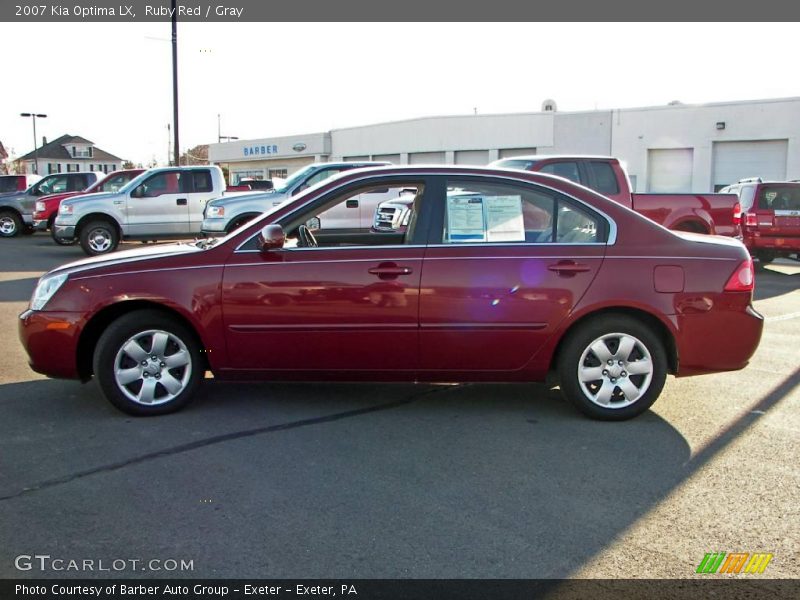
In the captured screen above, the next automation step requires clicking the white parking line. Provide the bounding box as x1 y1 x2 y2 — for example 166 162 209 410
766 311 800 323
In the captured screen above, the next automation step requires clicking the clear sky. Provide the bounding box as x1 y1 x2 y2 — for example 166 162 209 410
2 22 798 165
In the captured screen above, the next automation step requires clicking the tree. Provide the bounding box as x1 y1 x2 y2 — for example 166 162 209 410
122 160 136 170
179 144 208 166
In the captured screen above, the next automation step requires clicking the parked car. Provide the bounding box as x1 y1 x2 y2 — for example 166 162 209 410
0 173 41 194
0 172 102 237
491 155 741 236
719 178 800 263
53 166 228 256
202 161 390 236
32 169 146 244
238 178 274 190
19 165 762 420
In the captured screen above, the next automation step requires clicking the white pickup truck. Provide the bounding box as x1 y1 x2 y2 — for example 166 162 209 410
54 166 230 255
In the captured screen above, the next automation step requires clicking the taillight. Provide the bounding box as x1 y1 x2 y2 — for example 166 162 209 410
732 202 741 226
724 259 755 292
744 213 758 227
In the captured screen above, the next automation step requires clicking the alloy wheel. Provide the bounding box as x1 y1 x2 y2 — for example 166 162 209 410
577 332 653 409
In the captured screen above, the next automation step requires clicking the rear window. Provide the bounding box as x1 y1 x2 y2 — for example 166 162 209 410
758 185 800 211
494 159 539 171
0 176 22 193
588 161 620 194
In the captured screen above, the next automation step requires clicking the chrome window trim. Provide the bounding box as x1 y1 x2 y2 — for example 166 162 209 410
233 170 618 253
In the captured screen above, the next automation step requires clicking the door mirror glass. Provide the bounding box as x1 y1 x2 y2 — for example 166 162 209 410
305 217 321 231
256 224 285 252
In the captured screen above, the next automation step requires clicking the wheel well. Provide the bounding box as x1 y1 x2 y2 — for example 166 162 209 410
76 213 121 237
673 220 708 234
552 307 678 375
226 213 260 233
0 206 22 219
76 301 209 380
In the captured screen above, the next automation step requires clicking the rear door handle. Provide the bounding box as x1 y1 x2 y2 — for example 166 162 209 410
177 198 187 206
368 263 413 279
548 260 591 275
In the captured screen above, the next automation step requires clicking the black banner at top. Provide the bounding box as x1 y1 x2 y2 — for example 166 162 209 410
1 0 800 22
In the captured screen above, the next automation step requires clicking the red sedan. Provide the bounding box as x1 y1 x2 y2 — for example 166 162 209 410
18 166 763 420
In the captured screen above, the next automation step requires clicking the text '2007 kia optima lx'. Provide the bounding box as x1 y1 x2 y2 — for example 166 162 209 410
19 166 763 420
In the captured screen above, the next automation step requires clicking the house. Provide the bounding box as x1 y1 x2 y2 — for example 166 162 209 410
18 134 124 175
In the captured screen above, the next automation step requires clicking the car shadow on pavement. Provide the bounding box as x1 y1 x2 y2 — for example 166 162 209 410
753 261 800 301
0 277 40 303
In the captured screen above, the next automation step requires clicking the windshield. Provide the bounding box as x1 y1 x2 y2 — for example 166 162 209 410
273 165 317 193
758 185 800 211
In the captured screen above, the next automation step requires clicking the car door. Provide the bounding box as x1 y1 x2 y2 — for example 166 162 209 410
220 175 433 376
126 170 187 236
418 175 608 376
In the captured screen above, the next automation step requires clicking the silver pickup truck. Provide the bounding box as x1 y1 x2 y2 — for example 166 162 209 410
54 166 228 255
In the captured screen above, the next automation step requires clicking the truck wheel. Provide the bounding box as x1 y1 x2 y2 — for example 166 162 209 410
226 215 256 234
50 216 77 246
755 251 775 265
80 220 119 255
0 210 22 238
557 315 667 421
21 225 35 235
93 310 203 416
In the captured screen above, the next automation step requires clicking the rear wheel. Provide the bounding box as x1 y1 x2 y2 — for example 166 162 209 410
0 210 22 237
79 219 119 255
93 310 203 416
557 315 667 421
755 251 775 265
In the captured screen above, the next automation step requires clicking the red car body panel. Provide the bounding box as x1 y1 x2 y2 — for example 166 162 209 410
19 166 763 388
32 169 146 226
741 182 800 255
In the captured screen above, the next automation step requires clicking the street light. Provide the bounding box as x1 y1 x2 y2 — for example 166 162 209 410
217 114 238 143
20 112 47 174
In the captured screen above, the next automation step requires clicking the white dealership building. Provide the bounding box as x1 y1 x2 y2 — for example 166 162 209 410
208 96 800 193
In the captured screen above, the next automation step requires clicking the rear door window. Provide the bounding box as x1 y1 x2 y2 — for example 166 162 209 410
588 161 620 194
0 177 21 193
184 170 213 193
758 185 800 211
539 161 581 184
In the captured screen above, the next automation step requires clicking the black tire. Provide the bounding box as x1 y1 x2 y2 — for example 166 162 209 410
21 225 35 235
50 216 77 245
93 310 204 416
557 315 668 421
79 219 119 256
226 215 256 234
755 251 775 265
0 209 23 238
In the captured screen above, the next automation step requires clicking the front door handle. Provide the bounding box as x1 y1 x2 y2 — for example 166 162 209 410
176 198 187 206
346 199 359 209
368 263 413 280
548 260 591 276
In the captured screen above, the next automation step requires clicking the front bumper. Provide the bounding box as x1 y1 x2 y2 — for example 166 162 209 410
53 224 77 240
33 219 48 231
201 218 228 233
21 213 33 225
18 309 83 379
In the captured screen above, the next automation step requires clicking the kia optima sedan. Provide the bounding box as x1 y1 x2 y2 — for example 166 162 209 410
19 166 763 420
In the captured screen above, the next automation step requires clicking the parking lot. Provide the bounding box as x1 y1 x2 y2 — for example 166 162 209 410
0 234 797 579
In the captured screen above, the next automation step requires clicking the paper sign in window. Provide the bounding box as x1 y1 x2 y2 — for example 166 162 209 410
447 196 486 242
485 195 525 242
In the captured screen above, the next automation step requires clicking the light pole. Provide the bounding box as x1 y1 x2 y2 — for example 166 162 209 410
217 114 238 143
171 0 180 167
20 112 47 174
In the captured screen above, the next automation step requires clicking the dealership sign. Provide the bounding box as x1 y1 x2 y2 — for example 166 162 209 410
244 144 279 157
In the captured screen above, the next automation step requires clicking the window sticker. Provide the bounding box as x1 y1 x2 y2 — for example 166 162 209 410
485 195 525 242
447 195 486 242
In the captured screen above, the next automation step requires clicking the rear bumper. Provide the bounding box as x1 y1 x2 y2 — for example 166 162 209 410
744 233 800 253
18 309 83 379
674 303 763 376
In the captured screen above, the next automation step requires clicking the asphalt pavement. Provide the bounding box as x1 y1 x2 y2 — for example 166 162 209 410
0 235 797 579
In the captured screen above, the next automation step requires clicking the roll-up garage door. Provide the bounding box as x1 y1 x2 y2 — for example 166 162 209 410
647 148 694 193
372 154 401 164
712 140 788 190
408 152 446 165
454 150 489 165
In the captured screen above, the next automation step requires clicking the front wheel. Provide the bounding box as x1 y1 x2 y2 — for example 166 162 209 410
0 210 22 237
93 310 204 416
557 315 667 420
79 220 119 255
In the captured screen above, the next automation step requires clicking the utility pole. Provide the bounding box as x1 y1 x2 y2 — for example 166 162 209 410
171 0 180 167
167 123 172 166
20 113 47 174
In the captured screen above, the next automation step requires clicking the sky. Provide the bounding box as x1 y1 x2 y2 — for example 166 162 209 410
2 22 798 166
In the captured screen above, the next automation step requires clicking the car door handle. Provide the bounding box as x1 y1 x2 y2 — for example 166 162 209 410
548 260 592 275
368 264 413 279
346 199 359 208
176 198 187 206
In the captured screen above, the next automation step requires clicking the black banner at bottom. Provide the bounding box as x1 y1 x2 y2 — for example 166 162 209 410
3 579 798 600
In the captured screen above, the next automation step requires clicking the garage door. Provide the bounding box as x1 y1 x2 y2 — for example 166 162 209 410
499 147 537 159
454 150 489 165
712 140 788 190
647 148 694 193
409 152 446 165
372 154 401 164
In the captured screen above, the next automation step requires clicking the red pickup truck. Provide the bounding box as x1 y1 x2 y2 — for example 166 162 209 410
32 169 145 243
491 156 741 236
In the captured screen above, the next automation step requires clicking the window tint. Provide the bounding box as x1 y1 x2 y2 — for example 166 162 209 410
539 161 581 184
758 185 800 211
0 177 20 193
189 170 213 193
306 168 343 187
141 171 181 197
37 175 69 195
441 179 599 244
588 161 620 194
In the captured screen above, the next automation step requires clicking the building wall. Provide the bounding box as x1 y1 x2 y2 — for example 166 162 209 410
25 158 122 176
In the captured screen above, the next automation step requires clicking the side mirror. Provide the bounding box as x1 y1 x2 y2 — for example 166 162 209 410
305 217 321 231
256 224 285 252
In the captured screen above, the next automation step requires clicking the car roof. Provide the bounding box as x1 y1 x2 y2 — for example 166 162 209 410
493 155 616 162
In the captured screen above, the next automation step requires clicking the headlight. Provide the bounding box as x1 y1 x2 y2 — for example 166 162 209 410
206 205 225 218
35 201 46 212
59 204 74 215
30 273 68 311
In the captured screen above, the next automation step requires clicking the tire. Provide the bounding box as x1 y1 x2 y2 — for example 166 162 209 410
755 251 775 265
226 215 256 234
557 315 667 421
21 225 35 235
79 219 119 255
50 216 77 246
0 210 22 238
93 310 204 416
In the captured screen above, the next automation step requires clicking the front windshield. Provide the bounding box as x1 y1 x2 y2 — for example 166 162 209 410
273 165 317 193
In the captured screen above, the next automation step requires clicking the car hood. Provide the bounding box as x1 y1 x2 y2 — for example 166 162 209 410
61 191 119 206
50 242 202 276
209 190 288 207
